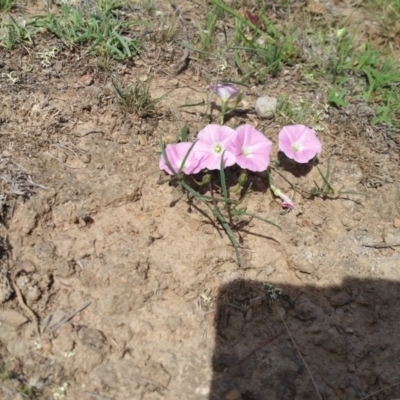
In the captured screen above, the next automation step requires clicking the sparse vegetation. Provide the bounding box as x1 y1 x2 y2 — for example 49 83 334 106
0 0 14 13
0 1 400 399
30 1 141 60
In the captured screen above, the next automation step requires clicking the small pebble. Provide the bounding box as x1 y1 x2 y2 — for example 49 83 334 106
255 96 277 119
0 310 28 327
225 389 241 400
265 265 275 276
79 74 94 86
40 338 53 352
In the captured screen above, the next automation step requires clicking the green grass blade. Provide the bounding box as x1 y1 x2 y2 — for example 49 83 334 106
239 212 281 230
178 140 198 174
210 0 262 34
219 152 228 200
213 207 242 266
159 137 177 175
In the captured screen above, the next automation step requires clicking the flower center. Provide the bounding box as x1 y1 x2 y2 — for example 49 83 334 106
213 143 223 154
242 147 251 157
291 142 301 152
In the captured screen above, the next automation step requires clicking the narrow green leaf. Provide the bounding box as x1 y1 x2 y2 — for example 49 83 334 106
219 152 228 200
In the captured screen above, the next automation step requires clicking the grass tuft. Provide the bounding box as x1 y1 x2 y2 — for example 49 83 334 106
30 2 141 60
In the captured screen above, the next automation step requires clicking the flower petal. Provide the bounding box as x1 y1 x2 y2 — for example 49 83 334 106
278 124 322 163
193 124 237 170
234 124 272 172
159 142 203 175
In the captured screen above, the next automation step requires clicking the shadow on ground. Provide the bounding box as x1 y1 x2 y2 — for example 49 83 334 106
209 277 400 400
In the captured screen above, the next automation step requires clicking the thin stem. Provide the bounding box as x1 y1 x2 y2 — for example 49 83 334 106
274 301 322 400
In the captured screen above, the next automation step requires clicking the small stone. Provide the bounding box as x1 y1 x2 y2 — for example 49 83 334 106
195 383 210 396
329 291 351 306
291 260 317 274
79 74 94 86
40 338 53 353
265 265 275 276
14 260 36 274
225 389 241 400
115 134 129 144
55 259 75 278
80 153 91 163
26 285 41 302
0 310 28 327
255 96 277 118
312 217 324 227
394 217 400 229
222 271 242 284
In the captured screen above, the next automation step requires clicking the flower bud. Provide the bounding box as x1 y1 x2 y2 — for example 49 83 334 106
202 174 211 184
238 172 248 186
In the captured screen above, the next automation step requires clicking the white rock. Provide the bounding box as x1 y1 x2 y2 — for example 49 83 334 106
255 96 278 118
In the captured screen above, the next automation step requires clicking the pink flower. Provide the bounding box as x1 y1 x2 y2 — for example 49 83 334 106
192 124 237 170
159 142 203 175
207 83 239 102
270 185 295 209
278 125 322 163
233 124 272 172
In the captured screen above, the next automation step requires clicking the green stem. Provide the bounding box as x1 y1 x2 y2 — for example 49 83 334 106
220 100 228 124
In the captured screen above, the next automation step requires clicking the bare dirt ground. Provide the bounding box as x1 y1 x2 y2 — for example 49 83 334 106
0 1 400 399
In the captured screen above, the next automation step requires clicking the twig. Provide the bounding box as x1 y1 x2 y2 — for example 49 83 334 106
239 330 284 364
49 301 92 332
274 301 323 400
84 392 112 400
172 4 190 74
362 242 400 249
10 274 40 336
45 151 85 169
132 372 168 391
72 130 105 137
27 176 49 190
359 381 400 399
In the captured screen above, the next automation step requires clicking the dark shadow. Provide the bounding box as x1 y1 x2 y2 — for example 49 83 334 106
209 277 400 399
164 165 269 199
277 151 318 177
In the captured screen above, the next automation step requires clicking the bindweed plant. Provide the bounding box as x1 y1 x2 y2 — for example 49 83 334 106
159 125 280 266
159 84 328 266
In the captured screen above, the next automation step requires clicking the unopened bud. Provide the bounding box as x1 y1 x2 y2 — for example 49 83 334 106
202 174 211 184
238 173 248 186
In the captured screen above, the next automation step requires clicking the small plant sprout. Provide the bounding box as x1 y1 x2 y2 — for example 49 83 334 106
207 82 242 124
233 124 272 172
278 124 322 163
192 124 237 170
159 142 203 175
